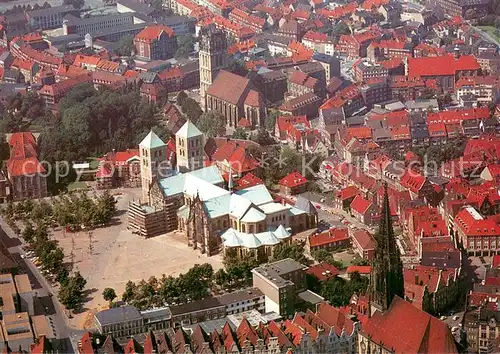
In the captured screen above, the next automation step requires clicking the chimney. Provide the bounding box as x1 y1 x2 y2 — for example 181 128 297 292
415 274 419 285
454 45 460 59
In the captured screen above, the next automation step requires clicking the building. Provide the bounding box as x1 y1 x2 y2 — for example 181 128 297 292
407 54 481 91
358 296 458 353
279 171 308 195
139 131 169 203
26 5 77 30
134 25 177 61
453 205 500 256
7 132 48 201
306 227 350 254
169 288 264 327
199 25 228 107
353 61 388 83
350 195 377 225
87 301 359 353
205 70 266 129
252 258 307 315
175 120 204 172
0 273 37 352
94 306 172 338
62 13 136 36
430 0 488 19
351 229 375 260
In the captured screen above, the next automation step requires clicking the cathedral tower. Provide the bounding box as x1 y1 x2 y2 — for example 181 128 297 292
139 131 166 203
175 120 204 172
370 183 404 315
199 24 228 109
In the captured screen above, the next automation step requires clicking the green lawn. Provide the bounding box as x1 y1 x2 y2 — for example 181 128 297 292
478 26 500 42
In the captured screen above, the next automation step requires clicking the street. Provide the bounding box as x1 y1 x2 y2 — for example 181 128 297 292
0 219 83 353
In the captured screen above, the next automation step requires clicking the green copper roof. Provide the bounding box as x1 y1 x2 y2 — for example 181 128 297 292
176 120 203 139
139 131 166 149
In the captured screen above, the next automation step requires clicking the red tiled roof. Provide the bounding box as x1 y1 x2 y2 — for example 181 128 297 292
79 332 94 354
237 172 263 189
408 54 480 77
213 141 260 173
135 25 175 42
350 195 373 214
362 296 457 353
309 227 349 247
339 185 360 200
454 206 500 237
316 302 355 336
306 262 339 280
73 54 101 67
206 70 252 105
280 171 307 188
400 169 426 194
352 229 375 250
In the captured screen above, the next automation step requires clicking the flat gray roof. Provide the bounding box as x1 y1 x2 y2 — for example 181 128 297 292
95 306 142 326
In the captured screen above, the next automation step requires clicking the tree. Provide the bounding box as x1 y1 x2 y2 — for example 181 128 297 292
333 21 351 36
181 98 203 122
197 112 225 137
232 127 248 140
272 241 310 265
59 272 87 309
122 280 137 303
251 128 274 145
115 35 135 56
103 288 117 303
228 59 248 77
177 91 188 107
175 35 195 60
265 109 281 131
214 269 229 286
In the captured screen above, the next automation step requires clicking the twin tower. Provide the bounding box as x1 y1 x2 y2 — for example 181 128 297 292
138 121 204 203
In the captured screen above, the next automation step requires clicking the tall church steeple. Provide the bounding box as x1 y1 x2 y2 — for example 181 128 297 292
370 183 404 315
199 24 228 110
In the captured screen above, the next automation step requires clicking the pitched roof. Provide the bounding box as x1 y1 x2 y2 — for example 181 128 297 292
237 172 263 189
206 70 252 105
408 54 480 77
309 227 349 247
176 120 202 139
350 195 373 214
352 229 375 250
139 130 166 149
135 24 175 42
306 262 339 280
362 296 458 353
279 171 308 188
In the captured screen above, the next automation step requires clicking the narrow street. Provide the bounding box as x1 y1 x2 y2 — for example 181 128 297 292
0 219 84 353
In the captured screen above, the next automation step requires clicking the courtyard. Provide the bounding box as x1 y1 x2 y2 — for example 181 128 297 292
49 187 224 329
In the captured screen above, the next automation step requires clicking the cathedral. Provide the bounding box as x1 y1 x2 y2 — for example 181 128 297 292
130 124 317 257
198 24 266 129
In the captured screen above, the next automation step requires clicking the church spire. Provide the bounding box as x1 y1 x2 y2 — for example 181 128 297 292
370 183 404 315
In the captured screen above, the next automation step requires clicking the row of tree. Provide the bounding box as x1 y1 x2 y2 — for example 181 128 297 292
117 242 311 309
121 264 214 310
1 191 117 231
19 221 87 309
